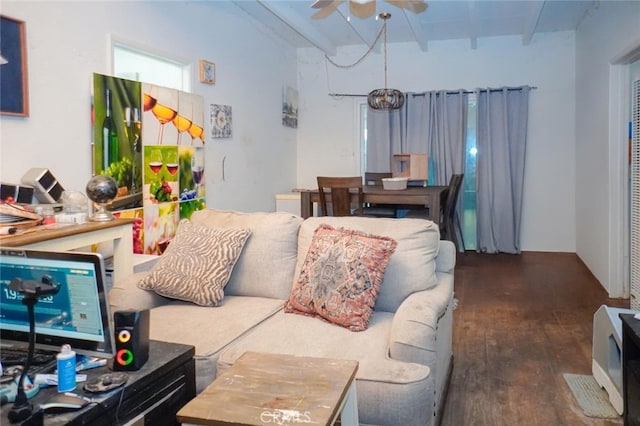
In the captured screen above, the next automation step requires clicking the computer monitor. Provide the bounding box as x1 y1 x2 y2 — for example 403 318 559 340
0 248 115 359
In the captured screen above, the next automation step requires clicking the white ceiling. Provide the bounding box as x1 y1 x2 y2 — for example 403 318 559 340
230 0 598 55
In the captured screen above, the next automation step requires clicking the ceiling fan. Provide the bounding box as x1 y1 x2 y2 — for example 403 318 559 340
311 0 428 19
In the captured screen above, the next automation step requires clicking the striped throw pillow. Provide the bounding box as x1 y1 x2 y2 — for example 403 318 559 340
138 219 251 306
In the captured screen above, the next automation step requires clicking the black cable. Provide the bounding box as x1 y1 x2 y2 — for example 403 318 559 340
8 298 36 423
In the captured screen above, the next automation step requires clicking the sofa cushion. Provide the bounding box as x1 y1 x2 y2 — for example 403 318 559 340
217 310 432 426
138 220 251 306
148 296 285 393
296 217 440 313
285 224 397 331
190 209 303 299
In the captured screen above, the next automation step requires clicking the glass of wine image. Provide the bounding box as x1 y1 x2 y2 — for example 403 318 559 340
173 94 193 146
149 149 163 180
191 149 205 198
150 86 178 145
188 99 205 147
165 150 179 177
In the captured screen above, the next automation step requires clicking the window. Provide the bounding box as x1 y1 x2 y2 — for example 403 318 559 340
112 40 191 91
463 96 477 250
359 98 478 250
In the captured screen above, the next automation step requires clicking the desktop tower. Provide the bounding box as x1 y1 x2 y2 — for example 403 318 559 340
113 309 150 371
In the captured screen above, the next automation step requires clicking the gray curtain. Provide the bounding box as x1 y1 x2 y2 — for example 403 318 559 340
366 90 467 185
366 104 402 172
476 86 530 254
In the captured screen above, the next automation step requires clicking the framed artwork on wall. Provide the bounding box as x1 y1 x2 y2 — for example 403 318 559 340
0 15 29 116
199 60 215 85
282 85 298 128
210 104 232 138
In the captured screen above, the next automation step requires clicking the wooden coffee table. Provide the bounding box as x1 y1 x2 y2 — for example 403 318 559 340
177 351 359 426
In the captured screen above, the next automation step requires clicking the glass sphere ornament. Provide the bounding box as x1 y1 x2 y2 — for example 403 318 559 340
86 175 118 222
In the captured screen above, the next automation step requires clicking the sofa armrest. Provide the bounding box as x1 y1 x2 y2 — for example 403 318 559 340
435 240 456 274
108 272 172 312
389 273 454 366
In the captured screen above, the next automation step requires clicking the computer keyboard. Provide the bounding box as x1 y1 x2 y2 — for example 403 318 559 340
1 347 58 376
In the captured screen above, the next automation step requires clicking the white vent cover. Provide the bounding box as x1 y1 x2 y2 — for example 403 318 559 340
631 79 640 310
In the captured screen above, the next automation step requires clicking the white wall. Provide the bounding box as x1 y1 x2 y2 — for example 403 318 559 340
0 1 298 212
575 1 640 296
297 32 578 252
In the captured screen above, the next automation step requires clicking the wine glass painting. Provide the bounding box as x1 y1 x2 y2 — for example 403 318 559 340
92 75 206 256
92 73 143 210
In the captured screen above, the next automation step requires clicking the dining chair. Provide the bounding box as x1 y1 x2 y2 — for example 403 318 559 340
316 176 364 217
440 174 465 252
405 173 466 252
362 172 397 218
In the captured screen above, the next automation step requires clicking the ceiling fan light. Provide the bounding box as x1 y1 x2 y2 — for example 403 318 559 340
367 88 404 110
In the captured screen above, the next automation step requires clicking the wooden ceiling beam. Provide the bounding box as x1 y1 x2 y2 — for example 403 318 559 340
522 1 545 45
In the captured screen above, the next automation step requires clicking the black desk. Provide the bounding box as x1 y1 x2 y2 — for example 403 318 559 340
620 314 640 426
2 340 195 425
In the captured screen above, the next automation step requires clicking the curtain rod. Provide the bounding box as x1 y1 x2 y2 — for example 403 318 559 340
328 86 537 97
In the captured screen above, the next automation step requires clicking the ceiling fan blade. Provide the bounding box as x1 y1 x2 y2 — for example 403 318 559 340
350 0 376 19
311 0 336 9
312 0 344 19
386 0 428 14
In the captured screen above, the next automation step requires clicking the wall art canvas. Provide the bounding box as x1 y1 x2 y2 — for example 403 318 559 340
282 85 298 128
93 74 143 208
92 74 206 255
0 15 29 116
210 104 232 138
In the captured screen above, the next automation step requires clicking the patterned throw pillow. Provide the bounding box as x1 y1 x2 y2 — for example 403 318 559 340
285 224 397 331
138 219 251 306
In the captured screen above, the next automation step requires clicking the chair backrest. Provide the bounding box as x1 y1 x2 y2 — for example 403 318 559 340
317 176 364 217
364 172 392 186
443 174 464 221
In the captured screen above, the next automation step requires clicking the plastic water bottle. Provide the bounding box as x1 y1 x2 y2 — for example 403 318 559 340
57 344 76 392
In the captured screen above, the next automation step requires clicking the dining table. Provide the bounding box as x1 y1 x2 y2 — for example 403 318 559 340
299 185 449 222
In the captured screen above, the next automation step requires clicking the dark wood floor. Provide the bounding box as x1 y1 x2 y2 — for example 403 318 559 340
440 251 630 426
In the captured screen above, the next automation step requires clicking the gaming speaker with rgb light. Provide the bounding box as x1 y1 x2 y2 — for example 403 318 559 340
113 309 150 371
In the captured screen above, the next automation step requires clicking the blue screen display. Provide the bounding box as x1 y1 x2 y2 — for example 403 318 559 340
0 250 115 358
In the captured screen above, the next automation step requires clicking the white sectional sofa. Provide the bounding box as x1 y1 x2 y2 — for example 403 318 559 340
109 208 455 426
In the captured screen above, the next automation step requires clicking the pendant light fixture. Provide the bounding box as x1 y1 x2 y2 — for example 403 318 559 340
367 12 404 110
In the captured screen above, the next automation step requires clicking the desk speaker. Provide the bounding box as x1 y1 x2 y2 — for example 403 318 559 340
113 309 149 371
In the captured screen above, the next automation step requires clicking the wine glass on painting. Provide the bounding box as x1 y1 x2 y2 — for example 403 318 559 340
173 94 193 146
191 149 204 197
150 86 178 145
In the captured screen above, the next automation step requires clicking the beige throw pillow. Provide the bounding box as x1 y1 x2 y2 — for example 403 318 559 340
138 219 251 306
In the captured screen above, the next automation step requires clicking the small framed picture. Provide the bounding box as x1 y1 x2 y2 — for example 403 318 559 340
199 60 215 85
